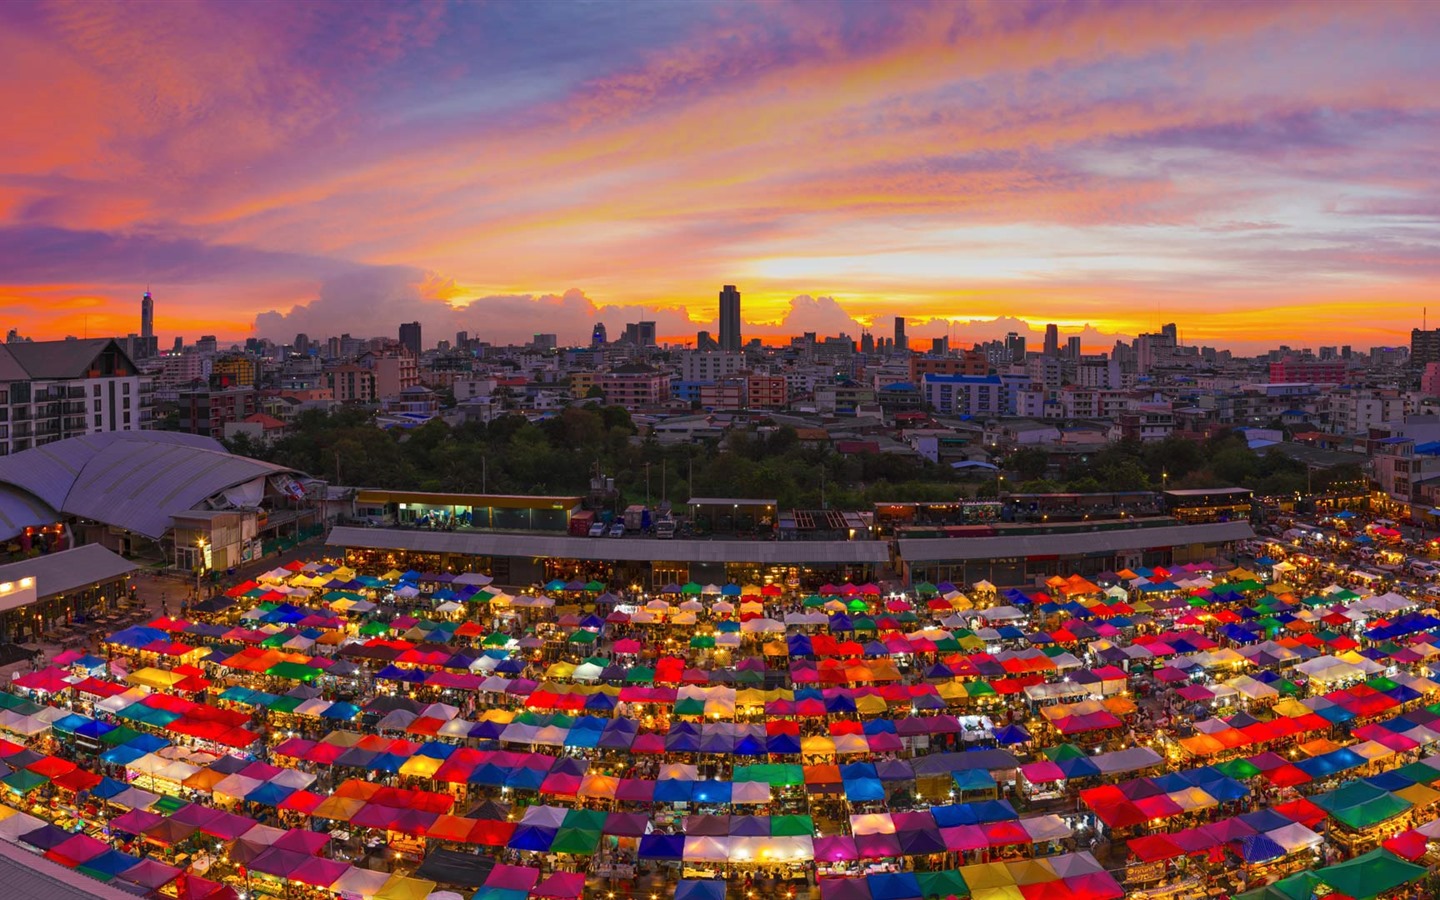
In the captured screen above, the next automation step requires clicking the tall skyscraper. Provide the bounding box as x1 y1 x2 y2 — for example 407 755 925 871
1066 336 1081 360
1044 324 1059 357
719 285 742 352
140 291 154 340
399 321 422 357
1161 322 1178 345
592 322 608 346
294 333 310 355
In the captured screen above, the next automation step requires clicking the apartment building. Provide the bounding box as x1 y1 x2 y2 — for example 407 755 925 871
0 339 152 455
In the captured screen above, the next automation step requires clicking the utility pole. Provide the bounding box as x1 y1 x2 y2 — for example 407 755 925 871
644 462 652 506
661 460 667 505
481 455 487 494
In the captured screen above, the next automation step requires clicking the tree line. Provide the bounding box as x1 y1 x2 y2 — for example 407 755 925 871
224 410 1363 511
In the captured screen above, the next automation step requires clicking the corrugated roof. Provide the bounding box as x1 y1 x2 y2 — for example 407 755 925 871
0 432 221 510
0 432 298 539
65 439 291 539
0 485 59 539
327 526 891 565
0 835 146 900
897 521 1254 562
0 543 137 601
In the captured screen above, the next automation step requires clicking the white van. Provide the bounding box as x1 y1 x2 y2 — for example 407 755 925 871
1408 560 1439 579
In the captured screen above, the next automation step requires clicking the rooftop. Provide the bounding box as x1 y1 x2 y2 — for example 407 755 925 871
0 338 136 380
0 432 301 540
0 543 136 603
328 526 890 565
898 521 1254 562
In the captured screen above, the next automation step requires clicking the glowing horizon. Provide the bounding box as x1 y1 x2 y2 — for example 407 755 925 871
2 0 1438 353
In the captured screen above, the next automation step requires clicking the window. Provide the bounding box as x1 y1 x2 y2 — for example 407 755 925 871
123 412 130 425
93 399 101 411
122 397 130 410
123 382 131 394
94 414 101 427
92 384 101 396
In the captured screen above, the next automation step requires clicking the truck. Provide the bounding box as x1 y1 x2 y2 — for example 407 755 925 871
655 518 676 539
623 505 648 533
568 510 596 537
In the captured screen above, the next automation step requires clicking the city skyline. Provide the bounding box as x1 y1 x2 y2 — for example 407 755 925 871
2 1 1439 351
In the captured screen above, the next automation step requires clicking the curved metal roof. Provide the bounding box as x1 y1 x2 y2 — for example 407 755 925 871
0 432 300 540
0 484 59 537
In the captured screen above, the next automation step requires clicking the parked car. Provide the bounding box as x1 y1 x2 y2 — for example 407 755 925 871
588 522 606 537
1408 559 1439 579
609 523 626 538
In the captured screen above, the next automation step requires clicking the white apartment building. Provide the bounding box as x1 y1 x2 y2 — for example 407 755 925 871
679 351 744 383
0 339 152 455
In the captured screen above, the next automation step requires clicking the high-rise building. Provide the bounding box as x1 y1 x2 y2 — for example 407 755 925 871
399 321 422 358
196 335 218 354
1005 332 1026 363
532 333 558 351
894 317 907 351
294 333 310 355
591 323 607 346
719 285 742 352
1412 328 1440 368
139 291 155 358
455 331 469 350
1044 324 1059 357
696 330 719 351
1066 336 1081 360
1161 322 1178 345
623 321 657 347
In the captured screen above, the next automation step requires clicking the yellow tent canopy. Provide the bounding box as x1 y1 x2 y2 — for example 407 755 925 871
128 668 186 690
374 874 437 900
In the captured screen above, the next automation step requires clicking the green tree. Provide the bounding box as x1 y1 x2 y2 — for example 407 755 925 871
1007 447 1050 481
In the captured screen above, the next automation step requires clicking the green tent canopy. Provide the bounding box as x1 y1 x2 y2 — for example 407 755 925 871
1043 744 1088 762
915 871 969 899
1258 849 1427 900
769 815 814 836
265 662 320 682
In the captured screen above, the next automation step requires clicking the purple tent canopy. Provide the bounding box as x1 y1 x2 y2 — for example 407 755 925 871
819 875 873 900
248 846 312 878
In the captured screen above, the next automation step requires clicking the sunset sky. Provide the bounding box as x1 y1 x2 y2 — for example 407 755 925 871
2 0 1438 352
